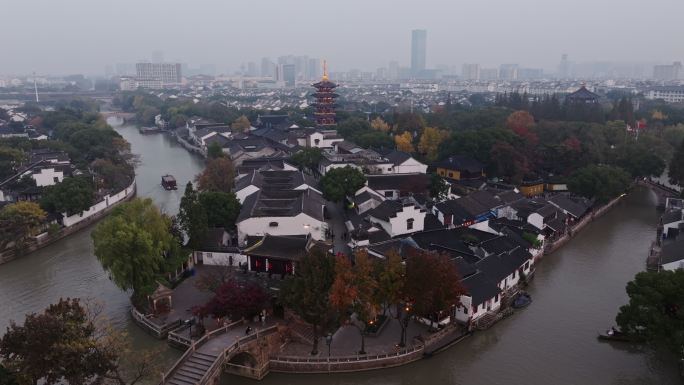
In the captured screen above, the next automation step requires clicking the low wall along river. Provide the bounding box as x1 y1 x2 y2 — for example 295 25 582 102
0 122 680 384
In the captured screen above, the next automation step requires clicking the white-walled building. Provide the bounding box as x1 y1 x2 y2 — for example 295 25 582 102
367 200 426 237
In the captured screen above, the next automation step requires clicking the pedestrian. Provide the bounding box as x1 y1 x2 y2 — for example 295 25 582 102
245 326 252 335
261 309 267 325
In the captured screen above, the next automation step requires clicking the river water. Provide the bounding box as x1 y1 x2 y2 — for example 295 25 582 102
0 123 680 384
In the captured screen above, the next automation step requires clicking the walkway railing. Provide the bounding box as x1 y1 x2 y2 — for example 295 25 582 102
161 322 278 385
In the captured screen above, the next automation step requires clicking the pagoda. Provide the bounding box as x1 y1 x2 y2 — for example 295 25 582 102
312 61 338 126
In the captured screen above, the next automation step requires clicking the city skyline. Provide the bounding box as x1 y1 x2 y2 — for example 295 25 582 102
3 0 684 76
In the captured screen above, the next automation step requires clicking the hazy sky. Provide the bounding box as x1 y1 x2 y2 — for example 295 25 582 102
3 0 683 75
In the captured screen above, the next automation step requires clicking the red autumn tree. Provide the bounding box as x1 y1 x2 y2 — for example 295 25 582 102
195 279 269 321
404 249 465 329
506 110 538 145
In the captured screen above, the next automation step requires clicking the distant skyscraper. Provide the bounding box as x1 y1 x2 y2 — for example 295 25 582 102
247 62 258 77
479 68 498 80
282 64 296 87
388 61 400 80
653 62 682 81
499 64 519 81
135 62 181 88
411 29 427 75
462 63 480 80
558 54 570 79
307 58 321 80
261 57 275 78
518 68 544 80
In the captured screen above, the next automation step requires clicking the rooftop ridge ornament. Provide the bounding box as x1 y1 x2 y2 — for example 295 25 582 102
322 60 329 81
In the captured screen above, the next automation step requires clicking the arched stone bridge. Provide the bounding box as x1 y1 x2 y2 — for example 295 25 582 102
100 111 136 123
161 323 282 385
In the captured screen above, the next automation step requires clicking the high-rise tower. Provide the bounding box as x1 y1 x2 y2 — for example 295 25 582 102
411 29 427 75
312 61 338 126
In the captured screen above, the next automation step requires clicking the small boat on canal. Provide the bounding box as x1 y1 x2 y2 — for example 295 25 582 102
161 174 177 190
597 327 637 342
139 126 161 134
511 292 532 309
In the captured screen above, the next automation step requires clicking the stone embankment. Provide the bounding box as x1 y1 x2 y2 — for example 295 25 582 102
0 180 136 265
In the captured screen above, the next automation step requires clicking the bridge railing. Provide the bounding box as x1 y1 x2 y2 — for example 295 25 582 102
197 325 279 385
271 343 423 364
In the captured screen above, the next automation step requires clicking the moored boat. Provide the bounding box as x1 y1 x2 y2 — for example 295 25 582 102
161 174 177 190
511 292 532 309
597 327 637 342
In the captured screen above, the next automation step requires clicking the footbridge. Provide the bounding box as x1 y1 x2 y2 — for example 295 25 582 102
100 111 136 123
161 322 281 385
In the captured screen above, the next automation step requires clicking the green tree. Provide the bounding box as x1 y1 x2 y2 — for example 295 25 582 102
198 191 241 229
91 158 135 191
616 270 684 353
669 138 684 187
0 201 46 251
281 249 336 355
290 147 322 172
195 157 235 193
40 176 95 216
178 182 208 249
0 147 25 180
429 174 450 201
320 166 366 202
92 198 173 302
568 165 631 203
0 298 160 385
231 115 251 133
0 364 17 385
207 141 225 159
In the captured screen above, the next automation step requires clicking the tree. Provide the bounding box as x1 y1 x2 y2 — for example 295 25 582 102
195 279 269 321
329 251 380 354
207 141 225 159
505 110 535 137
0 147 25 180
370 117 390 132
418 127 449 162
429 174 450 201
669 138 684 187
568 165 631 203
394 131 415 153
616 270 684 354
195 157 235 193
0 202 46 251
91 158 135 191
40 176 95 216
290 147 322 172
319 166 366 202
0 298 108 385
0 298 160 385
489 141 530 184
404 249 465 329
92 198 173 302
281 249 336 355
376 251 411 347
231 115 251 133
178 182 208 249
198 191 241 229
0 364 17 385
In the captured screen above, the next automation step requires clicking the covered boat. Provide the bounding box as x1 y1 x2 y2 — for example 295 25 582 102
511 292 532 309
161 174 177 190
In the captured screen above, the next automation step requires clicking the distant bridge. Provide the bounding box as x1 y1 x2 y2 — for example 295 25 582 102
640 178 681 208
100 111 136 123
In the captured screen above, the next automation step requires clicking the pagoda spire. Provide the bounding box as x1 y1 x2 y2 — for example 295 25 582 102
311 60 338 127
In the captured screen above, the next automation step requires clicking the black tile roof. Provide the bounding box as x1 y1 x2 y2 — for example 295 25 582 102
432 155 484 173
462 272 501 307
243 234 309 261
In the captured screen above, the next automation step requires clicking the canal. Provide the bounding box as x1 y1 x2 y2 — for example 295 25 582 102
0 122 680 384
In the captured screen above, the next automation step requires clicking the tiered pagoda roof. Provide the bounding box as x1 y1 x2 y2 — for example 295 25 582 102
311 61 338 126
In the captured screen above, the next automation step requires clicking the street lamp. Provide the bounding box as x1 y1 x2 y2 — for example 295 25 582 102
325 333 333 357
399 304 411 348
